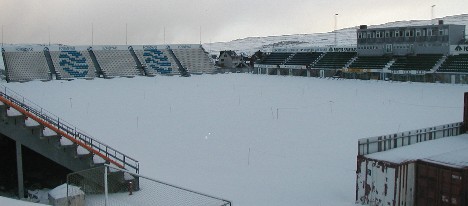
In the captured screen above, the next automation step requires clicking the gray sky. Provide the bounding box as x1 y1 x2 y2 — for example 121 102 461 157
1 0 467 45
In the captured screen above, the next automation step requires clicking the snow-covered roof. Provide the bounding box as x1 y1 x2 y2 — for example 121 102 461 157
365 134 468 168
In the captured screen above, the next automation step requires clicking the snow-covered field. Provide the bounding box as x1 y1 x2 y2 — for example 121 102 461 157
2 74 467 206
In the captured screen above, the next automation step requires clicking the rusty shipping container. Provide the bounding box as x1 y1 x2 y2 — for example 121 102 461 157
416 155 468 206
356 124 467 206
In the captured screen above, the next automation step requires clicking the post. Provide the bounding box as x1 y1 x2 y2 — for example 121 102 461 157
104 166 108 206
91 23 94 46
431 5 436 25
16 142 24 198
464 92 468 132
334 14 338 46
125 23 128 45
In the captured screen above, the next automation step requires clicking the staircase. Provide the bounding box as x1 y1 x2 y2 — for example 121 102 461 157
0 85 139 172
167 48 190 77
128 47 148 76
43 49 58 80
87 49 105 78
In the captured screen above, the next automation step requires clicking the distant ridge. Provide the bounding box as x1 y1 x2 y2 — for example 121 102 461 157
205 14 468 56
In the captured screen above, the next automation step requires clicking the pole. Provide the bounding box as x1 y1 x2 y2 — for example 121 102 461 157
199 25 202 45
334 14 338 46
48 26 51 46
431 5 436 25
2 25 4 47
92 23 94 46
163 26 166 45
104 166 108 206
16 142 24 198
125 23 128 45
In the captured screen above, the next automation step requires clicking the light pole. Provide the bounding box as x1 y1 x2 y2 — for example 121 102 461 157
334 14 338 46
125 23 128 45
91 23 94 46
431 5 436 25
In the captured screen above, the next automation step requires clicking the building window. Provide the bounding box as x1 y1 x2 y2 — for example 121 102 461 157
376 31 383 38
385 31 390 38
395 31 400 37
415 30 421 36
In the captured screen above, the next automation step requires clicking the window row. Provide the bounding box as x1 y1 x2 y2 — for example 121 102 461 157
358 28 449 39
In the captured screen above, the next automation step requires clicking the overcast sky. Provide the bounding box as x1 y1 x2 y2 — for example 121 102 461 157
0 0 467 45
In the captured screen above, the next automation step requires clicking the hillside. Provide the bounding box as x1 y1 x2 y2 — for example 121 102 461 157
204 14 468 56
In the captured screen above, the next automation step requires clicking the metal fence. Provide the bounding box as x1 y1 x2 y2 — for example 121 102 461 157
358 122 463 155
0 84 139 173
67 165 231 206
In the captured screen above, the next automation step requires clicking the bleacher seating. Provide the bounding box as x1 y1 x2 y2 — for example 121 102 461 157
171 46 216 74
49 50 96 79
285 52 323 66
348 56 392 70
92 50 140 77
313 52 356 69
134 48 176 75
438 54 468 73
3 51 51 82
260 53 292 65
390 54 442 71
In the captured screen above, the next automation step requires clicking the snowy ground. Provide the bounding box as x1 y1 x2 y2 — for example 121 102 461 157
2 74 467 206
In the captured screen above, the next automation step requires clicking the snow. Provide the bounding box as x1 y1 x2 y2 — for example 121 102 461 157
93 155 106 164
2 74 467 206
27 189 50 204
365 134 468 165
76 146 90 155
25 118 40 127
0 196 44 206
7 108 22 117
48 184 84 199
42 127 57 137
59 137 73 146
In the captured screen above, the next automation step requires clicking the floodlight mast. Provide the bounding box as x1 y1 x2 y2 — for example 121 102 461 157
431 5 436 25
334 14 338 46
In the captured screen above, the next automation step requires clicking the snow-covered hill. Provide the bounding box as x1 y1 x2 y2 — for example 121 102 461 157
204 14 468 56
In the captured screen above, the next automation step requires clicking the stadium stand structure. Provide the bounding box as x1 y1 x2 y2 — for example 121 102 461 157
132 45 178 76
389 54 443 71
169 45 216 74
348 56 392 70
312 52 356 69
3 47 51 82
260 52 293 65
285 52 323 66
92 46 142 78
48 47 96 80
438 54 468 73
0 84 140 198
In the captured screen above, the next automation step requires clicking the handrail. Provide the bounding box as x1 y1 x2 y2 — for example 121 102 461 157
0 84 139 173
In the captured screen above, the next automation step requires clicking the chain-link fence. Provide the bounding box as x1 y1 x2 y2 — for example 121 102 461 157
66 165 231 206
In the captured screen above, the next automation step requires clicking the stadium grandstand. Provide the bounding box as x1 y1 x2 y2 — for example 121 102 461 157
254 21 468 84
0 44 215 82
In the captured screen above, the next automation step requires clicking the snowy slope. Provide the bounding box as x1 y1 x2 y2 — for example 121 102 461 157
2 74 467 206
204 14 468 56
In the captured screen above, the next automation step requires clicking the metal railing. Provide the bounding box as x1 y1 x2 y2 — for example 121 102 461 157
358 122 463 156
0 84 139 173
